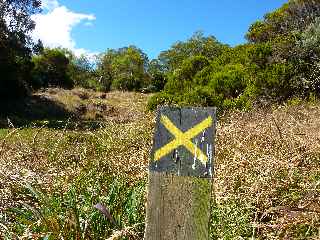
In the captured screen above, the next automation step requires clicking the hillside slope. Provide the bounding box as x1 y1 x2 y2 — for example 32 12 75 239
0 89 319 239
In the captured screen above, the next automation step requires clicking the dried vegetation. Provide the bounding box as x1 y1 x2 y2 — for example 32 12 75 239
0 89 320 239
213 102 320 239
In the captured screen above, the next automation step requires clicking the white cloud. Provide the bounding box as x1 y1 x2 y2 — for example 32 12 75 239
31 1 96 56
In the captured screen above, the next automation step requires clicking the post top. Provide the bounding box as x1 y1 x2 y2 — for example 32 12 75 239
150 106 216 178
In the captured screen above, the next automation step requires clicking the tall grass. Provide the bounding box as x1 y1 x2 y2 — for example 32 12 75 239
4 175 145 239
213 102 320 239
0 90 152 239
1 90 320 239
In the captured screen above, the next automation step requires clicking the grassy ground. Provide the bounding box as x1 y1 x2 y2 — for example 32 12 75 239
0 89 153 239
213 102 320 239
0 89 320 239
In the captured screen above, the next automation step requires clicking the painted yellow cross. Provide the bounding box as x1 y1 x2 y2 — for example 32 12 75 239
154 115 212 165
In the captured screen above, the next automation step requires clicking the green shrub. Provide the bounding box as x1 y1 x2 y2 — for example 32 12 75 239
181 87 213 106
148 73 166 92
148 59 167 91
223 95 253 111
255 63 294 99
164 56 210 94
148 60 252 112
208 64 249 98
111 75 143 91
32 48 74 89
147 92 176 111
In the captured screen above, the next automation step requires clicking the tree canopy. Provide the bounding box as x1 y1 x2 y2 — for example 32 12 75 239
158 31 229 72
1 0 320 113
0 0 41 98
148 0 320 111
97 46 150 91
32 48 74 89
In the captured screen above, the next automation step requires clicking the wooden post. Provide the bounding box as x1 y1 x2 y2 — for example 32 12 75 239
144 106 216 240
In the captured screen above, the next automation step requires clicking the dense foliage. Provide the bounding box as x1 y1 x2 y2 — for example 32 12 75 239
32 48 73 89
148 0 320 110
1 0 320 111
67 52 98 90
97 46 151 91
0 0 41 99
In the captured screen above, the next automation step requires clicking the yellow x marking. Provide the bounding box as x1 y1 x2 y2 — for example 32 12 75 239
154 115 212 165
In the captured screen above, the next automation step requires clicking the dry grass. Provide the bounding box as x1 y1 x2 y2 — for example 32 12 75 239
214 102 320 239
0 89 153 188
40 88 149 123
0 89 153 239
0 88 320 239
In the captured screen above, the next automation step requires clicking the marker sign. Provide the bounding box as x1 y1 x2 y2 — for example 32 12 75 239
150 106 216 178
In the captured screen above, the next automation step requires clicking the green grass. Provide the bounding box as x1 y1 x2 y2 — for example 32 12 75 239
210 199 254 239
0 129 8 137
4 175 146 239
0 121 149 238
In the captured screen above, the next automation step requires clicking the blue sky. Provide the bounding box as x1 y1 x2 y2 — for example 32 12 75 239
33 0 288 59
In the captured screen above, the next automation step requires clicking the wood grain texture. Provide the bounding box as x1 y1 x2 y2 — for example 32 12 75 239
144 107 216 239
144 171 212 240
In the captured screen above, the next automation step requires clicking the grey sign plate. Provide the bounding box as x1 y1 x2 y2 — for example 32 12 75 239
150 106 216 178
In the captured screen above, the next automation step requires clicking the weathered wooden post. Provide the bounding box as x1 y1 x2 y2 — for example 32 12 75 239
144 106 216 240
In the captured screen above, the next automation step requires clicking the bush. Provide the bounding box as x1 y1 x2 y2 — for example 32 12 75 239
111 74 143 91
84 78 105 92
164 56 210 94
255 63 294 99
149 73 166 92
32 48 74 89
148 59 252 112
147 92 176 111
208 64 249 98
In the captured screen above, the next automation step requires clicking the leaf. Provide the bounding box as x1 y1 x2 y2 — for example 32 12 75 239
93 203 117 226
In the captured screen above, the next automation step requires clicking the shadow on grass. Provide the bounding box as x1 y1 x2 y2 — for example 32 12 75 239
0 95 105 130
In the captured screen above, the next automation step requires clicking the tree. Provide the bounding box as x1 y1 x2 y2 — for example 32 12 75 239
158 31 229 72
32 48 74 89
97 46 150 91
246 0 320 44
148 59 167 91
0 0 41 99
96 50 116 91
67 52 98 89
